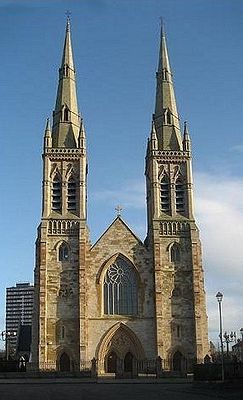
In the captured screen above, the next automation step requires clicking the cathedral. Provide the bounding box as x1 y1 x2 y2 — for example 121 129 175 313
31 19 209 375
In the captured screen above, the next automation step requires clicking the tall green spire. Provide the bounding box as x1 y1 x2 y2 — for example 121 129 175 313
52 17 80 148
154 26 182 150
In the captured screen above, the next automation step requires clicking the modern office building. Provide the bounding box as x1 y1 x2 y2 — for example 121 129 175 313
5 283 34 353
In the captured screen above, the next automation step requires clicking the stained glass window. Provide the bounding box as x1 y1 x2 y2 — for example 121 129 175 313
104 258 138 315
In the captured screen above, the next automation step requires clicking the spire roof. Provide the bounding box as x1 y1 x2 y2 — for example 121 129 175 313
61 16 74 71
157 22 171 77
45 117 51 134
154 26 182 151
52 18 80 148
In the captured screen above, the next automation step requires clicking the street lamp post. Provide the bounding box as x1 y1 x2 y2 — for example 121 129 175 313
216 292 224 381
223 331 236 358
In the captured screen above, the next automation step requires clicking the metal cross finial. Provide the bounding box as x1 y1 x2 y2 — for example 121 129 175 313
160 17 165 36
65 10 71 27
115 205 123 217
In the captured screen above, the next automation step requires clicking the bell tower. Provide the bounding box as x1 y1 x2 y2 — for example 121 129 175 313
145 27 208 370
32 18 89 371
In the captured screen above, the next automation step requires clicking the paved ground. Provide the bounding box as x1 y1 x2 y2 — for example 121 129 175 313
0 380 242 400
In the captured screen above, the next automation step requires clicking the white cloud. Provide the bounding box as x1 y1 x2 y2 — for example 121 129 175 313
231 144 243 153
93 173 243 344
94 180 146 209
195 172 243 343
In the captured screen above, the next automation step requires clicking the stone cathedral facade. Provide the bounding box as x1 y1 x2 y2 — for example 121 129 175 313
31 20 209 374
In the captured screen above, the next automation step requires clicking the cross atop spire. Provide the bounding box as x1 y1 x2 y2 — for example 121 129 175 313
61 13 74 71
65 10 71 31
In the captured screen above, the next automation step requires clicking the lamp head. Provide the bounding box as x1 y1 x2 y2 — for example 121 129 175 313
216 291 223 303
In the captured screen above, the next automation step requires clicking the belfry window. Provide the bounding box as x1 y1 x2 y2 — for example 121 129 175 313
170 243 180 263
67 177 76 211
52 175 62 211
104 257 138 316
175 177 185 213
160 175 170 213
59 243 69 262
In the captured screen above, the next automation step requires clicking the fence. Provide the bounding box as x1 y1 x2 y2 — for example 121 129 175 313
194 362 243 381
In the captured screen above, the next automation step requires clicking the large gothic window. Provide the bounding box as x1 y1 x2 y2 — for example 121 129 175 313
67 177 76 211
104 257 138 315
175 177 185 213
52 175 62 211
160 175 170 213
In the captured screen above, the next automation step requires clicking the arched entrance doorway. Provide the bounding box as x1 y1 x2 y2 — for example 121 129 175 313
172 351 185 371
59 352 71 372
124 352 133 373
97 323 145 375
106 351 117 373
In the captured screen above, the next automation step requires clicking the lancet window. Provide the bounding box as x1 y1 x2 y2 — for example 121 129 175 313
104 257 138 316
163 108 172 125
63 107 69 122
170 243 180 263
67 177 76 211
160 175 170 213
175 177 185 213
58 243 69 262
52 175 62 211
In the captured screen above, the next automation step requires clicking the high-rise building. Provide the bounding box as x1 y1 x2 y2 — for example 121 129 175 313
6 282 34 352
31 19 209 374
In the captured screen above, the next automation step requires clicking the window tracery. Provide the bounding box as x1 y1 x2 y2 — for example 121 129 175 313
104 257 138 315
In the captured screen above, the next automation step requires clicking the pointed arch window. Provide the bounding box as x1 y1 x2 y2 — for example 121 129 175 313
163 108 172 125
61 326 65 340
63 107 69 122
162 69 167 81
63 64 69 78
160 175 170 213
67 177 76 211
175 177 185 213
170 243 180 263
58 243 69 262
52 175 62 211
104 257 138 316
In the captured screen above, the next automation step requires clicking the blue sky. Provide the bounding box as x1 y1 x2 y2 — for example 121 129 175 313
1 0 243 350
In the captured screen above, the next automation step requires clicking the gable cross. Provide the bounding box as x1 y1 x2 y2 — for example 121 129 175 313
115 205 123 217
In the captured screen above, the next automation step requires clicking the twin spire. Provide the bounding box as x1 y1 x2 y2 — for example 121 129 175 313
44 18 189 153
